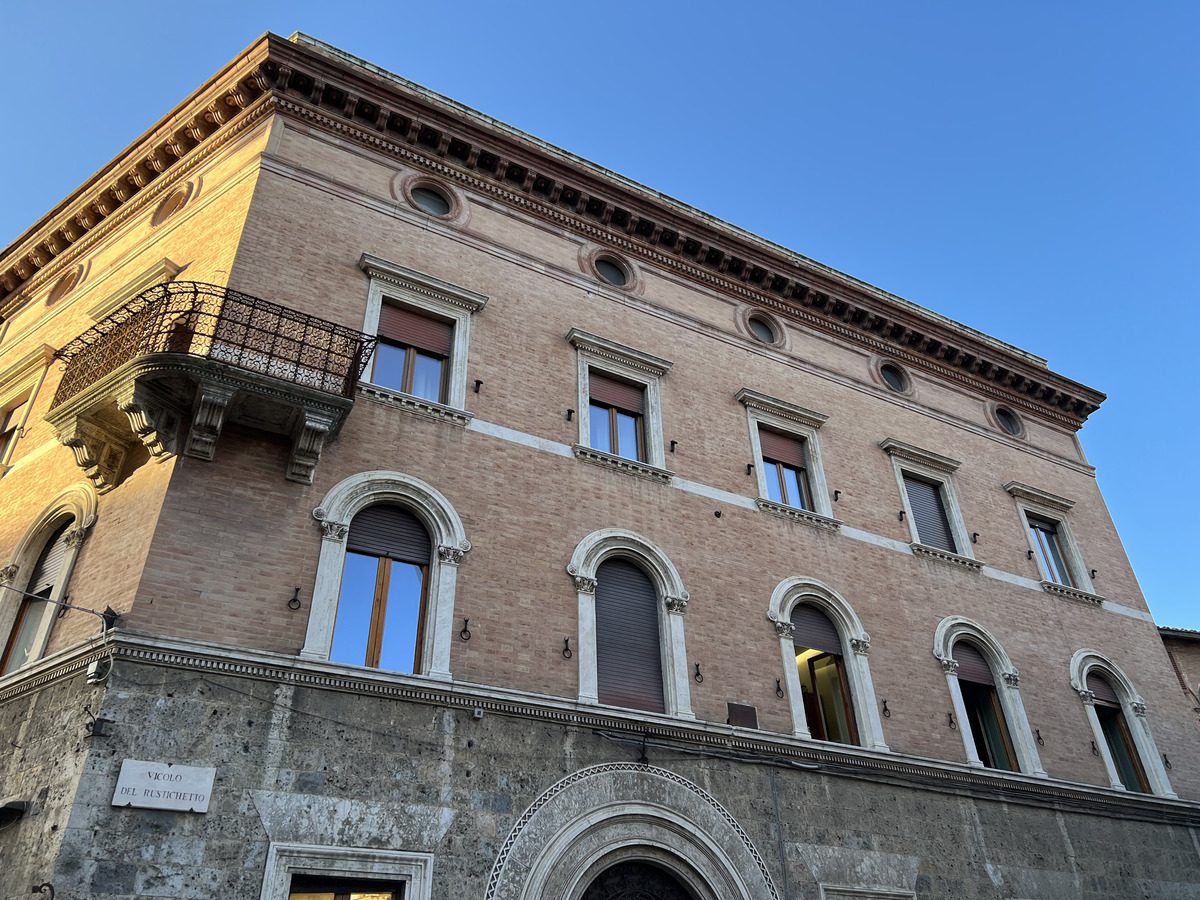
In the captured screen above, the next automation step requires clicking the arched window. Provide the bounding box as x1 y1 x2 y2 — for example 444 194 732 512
568 529 693 718
933 616 1045 776
1069 649 1175 797
767 577 888 751
330 504 432 674
306 471 470 681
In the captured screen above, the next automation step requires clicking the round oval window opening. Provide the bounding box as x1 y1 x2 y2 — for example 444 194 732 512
880 363 908 393
595 258 628 287
748 316 776 344
412 186 451 216
996 407 1021 435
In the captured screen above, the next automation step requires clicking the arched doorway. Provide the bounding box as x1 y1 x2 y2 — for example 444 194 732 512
581 861 695 900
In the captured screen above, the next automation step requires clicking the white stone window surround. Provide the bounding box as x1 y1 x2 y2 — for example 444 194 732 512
880 438 979 569
357 254 488 422
259 842 433 900
1004 481 1101 605
305 470 471 682
0 344 56 473
1068 649 1176 797
0 482 98 673
567 328 674 479
766 576 888 751
932 616 1046 777
567 528 694 718
736 388 840 530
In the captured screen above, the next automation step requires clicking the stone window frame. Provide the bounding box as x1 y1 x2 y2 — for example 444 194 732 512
0 482 98 676
358 254 488 426
567 528 694 719
818 887 916 900
0 344 56 474
85 257 183 321
1068 649 1176 797
880 438 980 571
766 576 888 751
736 388 840 532
932 616 1046 777
1004 481 1101 605
567 329 674 483
258 842 433 900
305 470 470 682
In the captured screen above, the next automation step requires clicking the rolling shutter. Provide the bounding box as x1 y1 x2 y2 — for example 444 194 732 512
589 371 644 413
791 604 842 655
595 558 665 713
29 522 72 596
759 428 806 468
953 641 994 685
377 303 453 356
904 475 957 552
347 504 431 566
1087 671 1120 704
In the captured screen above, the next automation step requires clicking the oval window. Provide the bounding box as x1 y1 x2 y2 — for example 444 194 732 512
411 186 452 216
595 258 628 287
748 316 776 344
880 363 908 393
152 186 191 227
996 407 1022 436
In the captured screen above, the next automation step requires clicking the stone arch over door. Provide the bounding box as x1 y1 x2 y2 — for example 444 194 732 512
485 763 778 900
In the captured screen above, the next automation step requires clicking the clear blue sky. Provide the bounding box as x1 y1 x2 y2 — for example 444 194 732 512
5 2 1197 627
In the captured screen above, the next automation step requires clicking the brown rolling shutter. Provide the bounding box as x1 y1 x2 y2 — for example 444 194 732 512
904 475 957 552
347 504 431 566
953 641 994 685
589 371 644 413
595 558 665 713
791 604 842 655
378 303 453 356
759 428 806 467
1087 671 1120 704
29 522 72 596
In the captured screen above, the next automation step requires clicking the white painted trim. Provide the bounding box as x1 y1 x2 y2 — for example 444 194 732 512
259 842 433 900
306 471 470 681
567 528 693 718
767 577 888 751
1068 649 1175 797
932 616 1046 777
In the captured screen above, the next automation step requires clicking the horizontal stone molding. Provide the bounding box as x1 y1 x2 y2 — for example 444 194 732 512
572 445 674 483
358 383 474 426
755 498 842 532
1041 580 1104 606
1004 480 1076 512
910 543 983 571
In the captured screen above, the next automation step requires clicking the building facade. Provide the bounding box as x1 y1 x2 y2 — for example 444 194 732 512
1 32 1198 900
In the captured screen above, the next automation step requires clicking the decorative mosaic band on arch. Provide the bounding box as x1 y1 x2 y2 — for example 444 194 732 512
484 762 779 900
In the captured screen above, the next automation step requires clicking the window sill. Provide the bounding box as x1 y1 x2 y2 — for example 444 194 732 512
755 498 842 532
358 383 473 427
571 445 674 484
910 543 982 572
1041 581 1104 606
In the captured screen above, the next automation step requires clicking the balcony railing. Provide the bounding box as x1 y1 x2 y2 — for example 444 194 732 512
52 282 376 409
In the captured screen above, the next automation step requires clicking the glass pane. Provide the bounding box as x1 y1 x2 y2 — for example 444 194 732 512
764 464 784 504
962 681 1013 770
615 411 641 460
748 317 775 343
411 352 444 402
1098 706 1147 792
1044 533 1074 587
372 342 407 392
331 553 379 667
783 466 810 510
811 654 853 744
2 596 53 675
412 186 451 215
377 562 425 674
589 404 612 453
595 258 628 286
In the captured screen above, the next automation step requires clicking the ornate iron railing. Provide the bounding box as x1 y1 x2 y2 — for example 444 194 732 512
52 282 377 408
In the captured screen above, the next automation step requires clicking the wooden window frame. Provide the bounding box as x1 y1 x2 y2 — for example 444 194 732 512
372 339 449 405
351 555 431 672
797 649 860 746
959 678 1018 771
588 399 646 462
1094 698 1151 793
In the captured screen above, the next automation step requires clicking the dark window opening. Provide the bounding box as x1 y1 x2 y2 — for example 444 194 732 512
1028 515 1074 586
954 641 1016 771
759 428 813 511
289 873 406 900
791 604 858 745
589 371 645 462
1089 671 1150 793
903 474 957 552
595 558 664 713
372 303 452 403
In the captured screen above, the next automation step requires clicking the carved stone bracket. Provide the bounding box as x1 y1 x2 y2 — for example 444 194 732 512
1131 701 1147 718
115 380 181 460
287 409 337 485
1001 671 1020 688
1077 689 1096 705
56 418 130 494
185 381 236 460
850 636 871 656
63 526 89 550
773 619 795 639
939 657 960 675
571 575 597 594
0 564 18 585
664 595 689 615
319 521 349 542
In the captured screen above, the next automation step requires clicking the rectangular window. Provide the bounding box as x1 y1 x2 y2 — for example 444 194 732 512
588 371 646 462
289 874 406 899
903 473 958 553
372 303 452 404
0 395 30 464
759 428 813 510
1027 515 1075 587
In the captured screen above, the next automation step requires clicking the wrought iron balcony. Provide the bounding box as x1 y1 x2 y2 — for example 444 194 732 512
46 282 376 490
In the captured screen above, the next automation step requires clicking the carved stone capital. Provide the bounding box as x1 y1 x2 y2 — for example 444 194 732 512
437 545 465 566
573 575 597 594
773 620 795 639
850 636 871 656
0 564 18 585
1001 671 1020 688
939 657 960 675
1131 701 1147 718
664 595 689 615
1077 689 1096 705
320 521 349 542
62 527 88 550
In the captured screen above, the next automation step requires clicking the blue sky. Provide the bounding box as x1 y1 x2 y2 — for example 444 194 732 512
4 2 1197 627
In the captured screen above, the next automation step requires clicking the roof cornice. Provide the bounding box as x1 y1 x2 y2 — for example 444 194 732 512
0 32 1106 428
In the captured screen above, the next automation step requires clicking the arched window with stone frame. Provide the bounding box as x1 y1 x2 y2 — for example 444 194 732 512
767 577 888 751
1069 649 1175 797
304 471 470 682
932 616 1045 776
568 529 693 718
0 482 97 676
